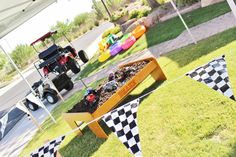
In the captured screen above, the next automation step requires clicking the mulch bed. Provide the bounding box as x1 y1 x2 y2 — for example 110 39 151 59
68 60 149 113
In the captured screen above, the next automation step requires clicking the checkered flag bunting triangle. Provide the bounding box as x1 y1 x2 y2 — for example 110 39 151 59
30 135 65 157
103 99 142 157
0 113 8 139
186 55 235 100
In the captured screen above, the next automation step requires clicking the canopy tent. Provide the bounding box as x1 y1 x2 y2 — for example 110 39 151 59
0 0 56 39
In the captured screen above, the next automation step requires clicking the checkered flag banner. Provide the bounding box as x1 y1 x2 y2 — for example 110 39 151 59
30 135 65 157
186 55 235 100
103 99 142 157
26 93 46 109
0 112 8 139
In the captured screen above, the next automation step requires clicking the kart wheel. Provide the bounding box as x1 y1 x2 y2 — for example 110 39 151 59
45 92 58 104
65 46 76 57
67 58 80 74
65 81 74 91
26 100 38 111
78 50 89 63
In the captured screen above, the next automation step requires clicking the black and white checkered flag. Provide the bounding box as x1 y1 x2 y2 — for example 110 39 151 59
186 55 235 100
103 99 142 157
0 112 8 139
30 135 65 157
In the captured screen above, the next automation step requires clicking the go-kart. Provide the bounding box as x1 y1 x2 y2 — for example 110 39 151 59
30 31 89 76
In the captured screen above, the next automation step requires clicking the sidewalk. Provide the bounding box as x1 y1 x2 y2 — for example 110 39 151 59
2 12 236 156
148 12 236 57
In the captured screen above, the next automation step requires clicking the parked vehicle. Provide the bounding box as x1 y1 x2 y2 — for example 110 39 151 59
30 31 89 76
24 73 74 111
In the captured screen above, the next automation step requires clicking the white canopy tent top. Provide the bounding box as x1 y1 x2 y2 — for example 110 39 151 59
0 0 56 39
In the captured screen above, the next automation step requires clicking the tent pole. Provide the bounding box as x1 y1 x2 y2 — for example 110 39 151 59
0 45 56 123
0 45 36 95
18 101 43 131
170 0 197 44
227 0 236 18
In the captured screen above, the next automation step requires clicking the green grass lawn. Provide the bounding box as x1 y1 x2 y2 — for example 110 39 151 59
78 1 232 79
20 26 236 157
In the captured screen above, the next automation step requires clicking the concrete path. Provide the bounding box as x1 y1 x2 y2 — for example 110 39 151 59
148 12 236 57
1 12 236 157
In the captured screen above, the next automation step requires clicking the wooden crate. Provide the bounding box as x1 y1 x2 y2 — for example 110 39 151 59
63 57 166 138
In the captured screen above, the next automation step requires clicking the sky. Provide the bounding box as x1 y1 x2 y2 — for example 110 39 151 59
0 0 93 52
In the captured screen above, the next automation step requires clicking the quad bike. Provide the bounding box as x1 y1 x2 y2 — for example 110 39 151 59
30 31 89 76
24 73 74 111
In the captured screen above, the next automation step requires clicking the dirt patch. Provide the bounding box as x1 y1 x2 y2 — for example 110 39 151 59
68 60 149 113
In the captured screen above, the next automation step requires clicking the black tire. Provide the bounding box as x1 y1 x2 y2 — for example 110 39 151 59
67 58 80 74
65 81 74 91
78 50 89 63
45 92 58 104
25 100 39 111
65 46 77 57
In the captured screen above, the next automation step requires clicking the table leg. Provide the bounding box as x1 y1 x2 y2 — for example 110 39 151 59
151 66 167 81
88 121 108 139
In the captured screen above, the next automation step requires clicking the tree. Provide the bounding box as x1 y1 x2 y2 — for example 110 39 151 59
50 21 72 40
106 0 123 10
92 0 105 19
146 0 161 9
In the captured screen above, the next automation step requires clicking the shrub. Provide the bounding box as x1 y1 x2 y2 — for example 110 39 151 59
50 21 72 40
73 13 90 26
0 52 7 70
129 8 151 19
138 8 151 18
141 0 148 6
94 20 99 26
102 26 121 38
129 10 139 19
104 17 109 21
111 10 128 22
83 29 87 34
4 63 15 74
106 0 124 10
11 44 36 68
111 14 122 22
92 0 105 19
157 0 166 4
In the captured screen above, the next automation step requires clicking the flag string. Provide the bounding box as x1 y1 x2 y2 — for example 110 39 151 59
63 74 185 137
63 54 236 137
